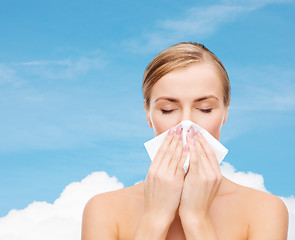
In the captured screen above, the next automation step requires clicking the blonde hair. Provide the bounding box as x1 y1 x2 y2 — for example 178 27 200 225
142 42 231 108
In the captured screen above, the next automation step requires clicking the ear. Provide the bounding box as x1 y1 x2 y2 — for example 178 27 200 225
143 101 153 129
222 99 230 125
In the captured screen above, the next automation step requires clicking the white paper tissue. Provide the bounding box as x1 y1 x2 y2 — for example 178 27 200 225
144 120 228 173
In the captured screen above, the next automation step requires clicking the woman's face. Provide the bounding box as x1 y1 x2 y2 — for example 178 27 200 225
145 63 229 140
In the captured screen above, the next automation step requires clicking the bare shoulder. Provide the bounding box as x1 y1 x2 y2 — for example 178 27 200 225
233 182 289 239
81 182 144 240
237 184 288 218
86 181 143 209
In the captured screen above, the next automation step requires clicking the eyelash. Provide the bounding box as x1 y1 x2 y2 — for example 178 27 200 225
161 109 174 114
161 109 213 114
201 109 212 113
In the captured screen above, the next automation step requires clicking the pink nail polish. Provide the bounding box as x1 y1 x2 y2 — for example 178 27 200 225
189 127 196 138
176 125 182 135
168 128 174 135
196 130 203 138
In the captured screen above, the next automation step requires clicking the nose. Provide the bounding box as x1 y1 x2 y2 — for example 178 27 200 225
180 108 193 123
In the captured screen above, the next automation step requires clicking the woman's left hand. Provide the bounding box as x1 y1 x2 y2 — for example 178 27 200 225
179 128 223 222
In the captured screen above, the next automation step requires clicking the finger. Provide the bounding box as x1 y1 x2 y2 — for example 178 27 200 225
197 131 221 175
186 128 199 172
195 131 222 193
150 128 175 171
188 129 214 178
191 136 221 203
175 143 189 176
169 127 184 172
161 125 183 170
194 137 213 176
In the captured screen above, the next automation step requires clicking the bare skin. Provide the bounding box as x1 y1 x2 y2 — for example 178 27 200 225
81 63 289 239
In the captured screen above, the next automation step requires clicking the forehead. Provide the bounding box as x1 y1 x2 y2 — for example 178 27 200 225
150 63 224 101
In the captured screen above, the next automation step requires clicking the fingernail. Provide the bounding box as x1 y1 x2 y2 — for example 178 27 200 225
196 130 203 138
189 127 196 138
168 128 174 135
176 125 182 135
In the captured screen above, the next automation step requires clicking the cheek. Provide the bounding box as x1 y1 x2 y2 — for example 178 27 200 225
205 123 222 140
196 112 224 140
150 111 178 136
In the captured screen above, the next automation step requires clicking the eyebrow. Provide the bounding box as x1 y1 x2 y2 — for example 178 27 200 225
155 95 219 103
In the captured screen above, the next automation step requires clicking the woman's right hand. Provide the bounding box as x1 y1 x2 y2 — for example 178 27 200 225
143 125 188 225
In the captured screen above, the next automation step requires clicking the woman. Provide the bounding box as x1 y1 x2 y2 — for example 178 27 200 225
81 42 289 239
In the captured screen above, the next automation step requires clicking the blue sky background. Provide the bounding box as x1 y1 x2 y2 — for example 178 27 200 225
0 0 295 217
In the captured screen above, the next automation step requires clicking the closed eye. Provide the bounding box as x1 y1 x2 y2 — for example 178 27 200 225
200 109 212 113
161 109 174 114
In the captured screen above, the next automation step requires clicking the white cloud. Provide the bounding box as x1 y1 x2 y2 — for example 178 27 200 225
222 0 294 7
0 64 14 84
220 161 268 192
230 66 295 112
0 172 123 240
220 65 295 142
19 56 107 80
160 5 245 36
0 64 25 87
0 162 294 239
125 0 293 53
0 58 148 152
